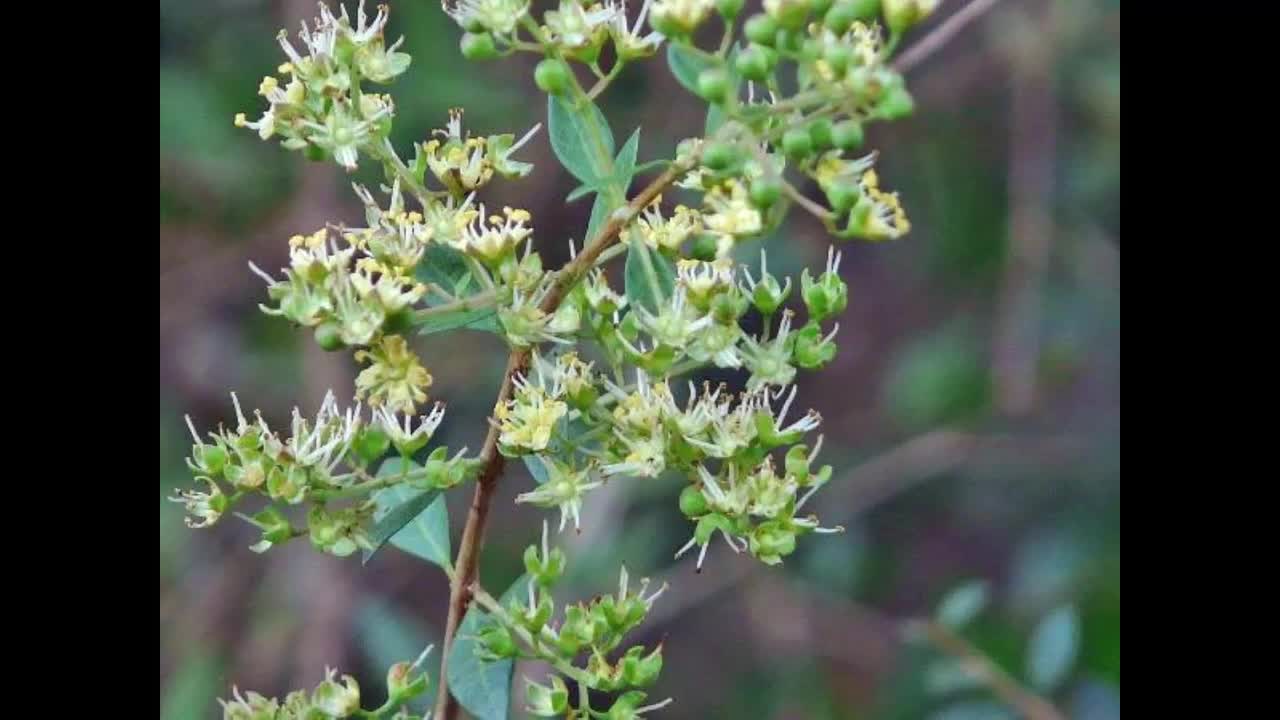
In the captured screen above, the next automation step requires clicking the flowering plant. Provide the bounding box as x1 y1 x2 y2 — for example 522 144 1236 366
173 0 950 717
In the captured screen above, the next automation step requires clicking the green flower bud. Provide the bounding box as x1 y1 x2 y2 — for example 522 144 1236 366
808 118 834 150
386 662 430 703
875 84 915 119
884 0 938 34
701 140 739 171
460 32 499 60
524 542 568 588
748 269 791 316
313 321 345 350
475 624 518 660
680 485 709 518
749 176 783 209
190 442 229 477
744 14 779 44
311 671 361 718
352 427 391 464
691 234 720 261
525 676 570 717
822 0 859 33
825 176 862 213
696 67 732 104
809 0 835 16
735 44 772 82
782 127 814 160
605 691 652 720
800 261 848 322
791 321 838 368
534 58 573 95
716 0 745 19
764 0 809 31
775 27 804 53
619 645 664 688
749 521 797 565
266 465 309 504
832 120 865 151
220 689 280 720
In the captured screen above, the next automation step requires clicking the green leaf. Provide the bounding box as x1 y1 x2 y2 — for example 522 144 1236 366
1026 604 1081 693
566 182 597 203
416 307 499 336
368 483 451 569
361 459 444 566
632 158 672 175
416 244 473 295
667 43 716 95
614 127 641 189
706 103 728 135
548 95 615 185
161 653 223 720
936 580 990 630
448 574 531 720
624 240 677 314
585 193 612 244
524 455 550 485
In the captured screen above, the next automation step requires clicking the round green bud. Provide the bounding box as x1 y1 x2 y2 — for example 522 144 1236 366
801 36 824 61
680 485 710 518
691 234 720 261
826 178 861 212
744 14 779 45
460 32 498 60
852 0 882 18
735 44 772 82
304 144 330 163
823 42 854 75
697 67 732 104
832 119 865 150
808 117 834 150
775 28 804 53
462 16 488 33
767 0 810 31
782 127 814 160
194 444 228 476
823 0 859 33
701 141 739 171
312 322 343 351
716 0 745 19
876 85 916 119
749 176 783 209
809 0 835 16
352 427 392 464
534 58 572 96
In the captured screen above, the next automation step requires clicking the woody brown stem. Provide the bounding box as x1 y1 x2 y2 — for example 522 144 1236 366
433 159 693 720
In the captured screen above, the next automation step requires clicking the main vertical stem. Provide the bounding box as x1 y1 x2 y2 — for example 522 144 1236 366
432 160 694 719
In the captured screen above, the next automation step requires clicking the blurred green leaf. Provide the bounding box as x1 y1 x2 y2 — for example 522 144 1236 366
548 95 615 185
929 701 1016 720
666 44 715 96
161 653 222 720
524 456 550 485
447 574 530 720
923 659 984 697
585 193 611 245
936 580 990 630
416 244 474 297
624 240 677 314
1026 604 1081 693
1069 679 1120 720
362 459 446 567
416 307 499 336
356 598 437 713
615 127 641 191
884 325 990 431
566 182 596 203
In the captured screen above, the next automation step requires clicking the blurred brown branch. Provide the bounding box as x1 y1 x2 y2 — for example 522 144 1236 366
894 0 1008 74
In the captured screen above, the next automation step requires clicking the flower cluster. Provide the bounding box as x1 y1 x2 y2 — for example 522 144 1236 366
172 390 475 556
235 1 407 169
470 524 673 718
220 650 432 720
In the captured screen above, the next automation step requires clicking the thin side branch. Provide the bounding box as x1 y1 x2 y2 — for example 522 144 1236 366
906 620 1067 720
893 0 1007 74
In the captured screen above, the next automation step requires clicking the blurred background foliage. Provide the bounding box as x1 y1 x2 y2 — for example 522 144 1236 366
160 0 1119 717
